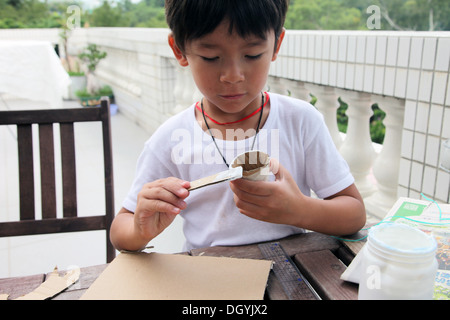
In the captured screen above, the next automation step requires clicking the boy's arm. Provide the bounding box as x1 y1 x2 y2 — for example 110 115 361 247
229 159 366 236
110 178 190 252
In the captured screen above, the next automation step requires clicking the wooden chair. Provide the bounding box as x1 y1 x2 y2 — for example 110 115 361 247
0 97 115 262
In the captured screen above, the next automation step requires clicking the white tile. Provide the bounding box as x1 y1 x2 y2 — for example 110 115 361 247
345 63 355 89
307 34 315 58
413 132 426 162
329 36 338 61
383 67 396 96
287 34 295 57
315 35 323 59
307 59 315 83
415 102 430 133
429 104 444 136
347 36 357 63
410 161 424 191
397 185 409 198
425 135 440 166
401 129 414 158
418 71 433 102
435 170 450 202
409 37 424 69
373 66 384 94
300 59 308 81
375 36 387 65
431 72 448 105
394 68 408 98
397 37 411 68
435 38 450 72
398 158 412 186
301 35 308 58
356 36 366 63
354 64 364 91
421 37 437 71
422 165 436 195
338 36 347 62
321 34 330 60
447 78 450 106
363 65 374 92
406 69 420 100
321 60 329 85
442 107 450 138
287 57 296 80
313 59 321 83
328 61 337 86
386 37 399 66
337 62 346 88
365 36 376 64
294 34 302 57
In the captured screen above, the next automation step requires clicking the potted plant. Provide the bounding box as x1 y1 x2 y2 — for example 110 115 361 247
76 85 114 107
76 44 112 107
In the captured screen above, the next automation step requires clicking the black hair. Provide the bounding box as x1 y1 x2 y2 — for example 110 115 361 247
165 0 289 53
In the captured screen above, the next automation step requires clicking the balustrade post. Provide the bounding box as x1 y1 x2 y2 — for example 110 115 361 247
338 90 377 198
308 85 343 149
365 96 405 219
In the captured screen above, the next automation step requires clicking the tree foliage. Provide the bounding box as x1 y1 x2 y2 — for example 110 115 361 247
1 0 449 30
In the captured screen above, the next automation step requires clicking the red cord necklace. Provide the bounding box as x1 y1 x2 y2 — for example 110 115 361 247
195 92 269 125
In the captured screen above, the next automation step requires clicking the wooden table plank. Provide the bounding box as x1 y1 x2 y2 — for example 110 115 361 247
0 274 45 300
52 264 108 300
189 232 341 259
294 250 358 300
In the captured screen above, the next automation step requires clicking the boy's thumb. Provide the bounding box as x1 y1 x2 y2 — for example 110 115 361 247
269 158 283 180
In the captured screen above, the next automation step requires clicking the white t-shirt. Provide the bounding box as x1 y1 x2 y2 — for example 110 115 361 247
122 93 354 250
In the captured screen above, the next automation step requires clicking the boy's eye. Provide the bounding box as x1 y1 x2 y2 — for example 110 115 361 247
245 54 263 60
201 56 219 62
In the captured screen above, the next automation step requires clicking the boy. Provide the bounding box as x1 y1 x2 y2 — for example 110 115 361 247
110 0 366 252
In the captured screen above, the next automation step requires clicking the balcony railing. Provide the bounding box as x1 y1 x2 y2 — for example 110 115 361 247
1 27 449 219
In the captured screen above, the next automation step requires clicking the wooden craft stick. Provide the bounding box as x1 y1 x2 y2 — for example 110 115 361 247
188 166 243 191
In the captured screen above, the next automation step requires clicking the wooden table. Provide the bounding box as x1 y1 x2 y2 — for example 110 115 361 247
0 230 367 300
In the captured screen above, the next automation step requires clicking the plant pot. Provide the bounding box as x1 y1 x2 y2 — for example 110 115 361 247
68 75 87 100
78 94 114 107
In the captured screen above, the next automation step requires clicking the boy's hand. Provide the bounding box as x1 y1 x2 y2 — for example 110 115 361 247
229 158 305 226
134 177 190 241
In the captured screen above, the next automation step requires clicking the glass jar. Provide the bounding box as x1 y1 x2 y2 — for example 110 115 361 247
358 223 437 300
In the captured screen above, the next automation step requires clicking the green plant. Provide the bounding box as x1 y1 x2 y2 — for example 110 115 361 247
76 85 113 98
68 71 85 77
78 44 107 73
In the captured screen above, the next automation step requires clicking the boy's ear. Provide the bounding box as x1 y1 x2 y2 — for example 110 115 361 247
272 28 286 62
168 34 189 67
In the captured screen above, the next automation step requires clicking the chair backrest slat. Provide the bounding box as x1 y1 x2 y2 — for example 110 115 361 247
0 98 115 263
17 124 35 221
38 123 57 219
59 122 77 218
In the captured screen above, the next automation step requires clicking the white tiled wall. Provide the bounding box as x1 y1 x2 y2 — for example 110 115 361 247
275 31 449 203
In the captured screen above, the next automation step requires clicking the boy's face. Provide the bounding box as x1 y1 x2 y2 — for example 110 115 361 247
169 20 284 115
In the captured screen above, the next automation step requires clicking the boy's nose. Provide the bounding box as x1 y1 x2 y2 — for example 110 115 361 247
220 61 244 84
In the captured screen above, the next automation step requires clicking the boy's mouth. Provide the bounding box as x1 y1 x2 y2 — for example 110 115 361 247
220 93 245 100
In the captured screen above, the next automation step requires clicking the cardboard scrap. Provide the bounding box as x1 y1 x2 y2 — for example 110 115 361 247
14 266 80 300
81 252 272 300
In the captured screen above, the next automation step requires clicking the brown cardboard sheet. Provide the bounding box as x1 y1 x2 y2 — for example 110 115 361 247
81 252 272 300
